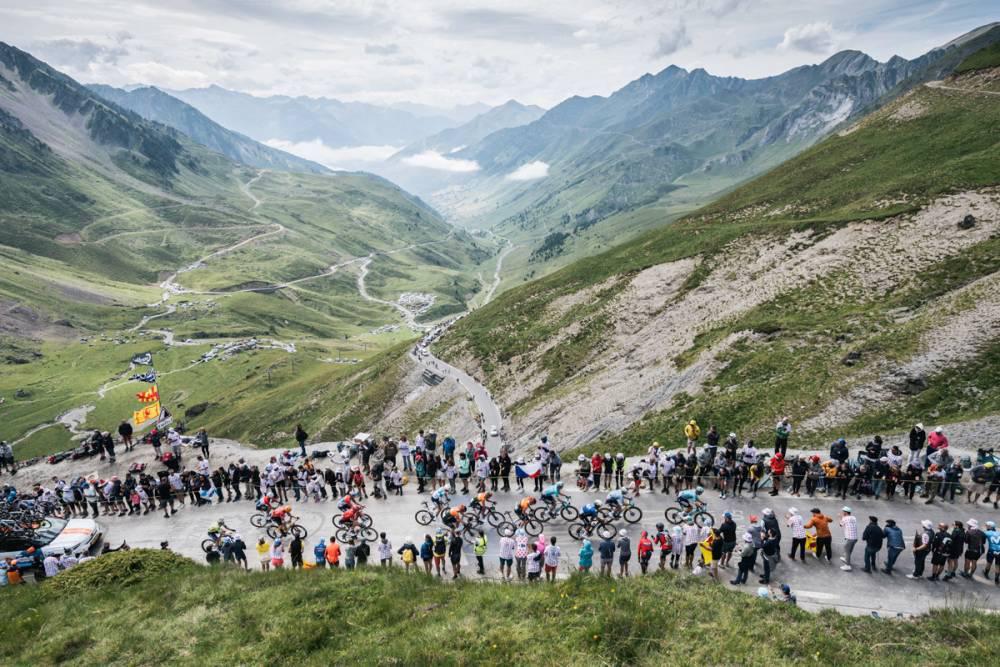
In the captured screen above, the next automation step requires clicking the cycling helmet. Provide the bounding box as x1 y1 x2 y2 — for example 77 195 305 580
555 481 564 490
217 518 225 524
484 492 493 498
578 454 586 462
457 504 466 511
593 500 603 507
695 486 704 494
656 522 664 530
985 521 996 529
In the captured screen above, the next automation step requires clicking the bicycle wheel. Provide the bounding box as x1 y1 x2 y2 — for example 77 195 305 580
523 519 542 537
360 527 378 542
332 514 345 528
623 506 643 524
360 514 373 528
265 526 279 540
201 539 215 553
335 527 351 543
560 505 580 521
291 524 308 539
596 523 616 540
415 509 434 526
665 507 682 524
568 523 586 541
497 521 515 537
694 511 715 528
486 511 503 528
250 514 266 528
532 506 551 523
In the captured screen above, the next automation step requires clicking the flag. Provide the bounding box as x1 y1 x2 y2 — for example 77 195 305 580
133 401 161 425
515 462 542 479
699 536 715 565
806 533 817 553
136 386 159 403
130 370 157 383
131 352 154 366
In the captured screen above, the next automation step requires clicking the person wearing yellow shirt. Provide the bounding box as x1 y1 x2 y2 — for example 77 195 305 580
685 420 701 455
256 537 271 571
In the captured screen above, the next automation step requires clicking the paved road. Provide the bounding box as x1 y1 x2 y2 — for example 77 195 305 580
411 349 504 454
76 444 1000 617
926 80 1000 97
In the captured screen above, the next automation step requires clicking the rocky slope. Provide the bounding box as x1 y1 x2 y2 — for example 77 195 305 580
437 62 1000 454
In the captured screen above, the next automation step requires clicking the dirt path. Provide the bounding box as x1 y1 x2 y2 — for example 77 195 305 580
925 80 1000 97
482 238 516 306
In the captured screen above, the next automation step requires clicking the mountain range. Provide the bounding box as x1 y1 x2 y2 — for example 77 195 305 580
422 23 1000 283
167 85 475 149
86 84 329 174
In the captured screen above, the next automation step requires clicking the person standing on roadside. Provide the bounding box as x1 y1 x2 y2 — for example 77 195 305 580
498 532 515 580
786 508 807 561
944 520 966 581
617 529 631 578
118 421 134 452
862 516 883 574
774 417 792 457
839 507 858 571
928 522 952 582
294 424 308 458
731 533 755 585
908 520 934 579
805 508 833 562
544 536 561 581
982 521 1000 584
882 519 904 574
579 538 594 573
685 420 701 455
474 530 488 575
962 519 985 579
908 423 926 465
599 534 615 576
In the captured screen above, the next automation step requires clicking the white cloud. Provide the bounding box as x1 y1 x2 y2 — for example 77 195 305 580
402 150 480 172
447 145 467 154
653 22 692 58
778 22 837 54
122 61 211 89
506 160 549 181
264 139 399 170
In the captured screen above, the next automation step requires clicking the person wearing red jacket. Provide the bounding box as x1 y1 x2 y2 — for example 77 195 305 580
769 453 786 496
637 530 654 574
591 452 604 490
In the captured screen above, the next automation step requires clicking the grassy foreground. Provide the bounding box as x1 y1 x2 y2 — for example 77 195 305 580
3 550 998 665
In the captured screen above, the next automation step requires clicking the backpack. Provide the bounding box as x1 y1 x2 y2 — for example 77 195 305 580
402 548 415 564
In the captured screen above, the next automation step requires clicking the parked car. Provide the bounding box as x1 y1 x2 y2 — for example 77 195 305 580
0 518 102 568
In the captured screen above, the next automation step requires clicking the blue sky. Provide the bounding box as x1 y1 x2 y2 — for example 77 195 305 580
0 0 995 107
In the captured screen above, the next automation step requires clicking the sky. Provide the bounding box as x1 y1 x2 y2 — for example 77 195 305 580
0 0 995 109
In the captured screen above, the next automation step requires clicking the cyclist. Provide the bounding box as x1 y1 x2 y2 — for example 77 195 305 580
516 495 537 522
605 487 630 516
676 486 705 514
579 500 602 529
207 518 233 545
338 493 365 527
470 491 494 517
540 481 565 511
255 494 275 513
269 505 297 533
442 504 466 530
430 486 451 514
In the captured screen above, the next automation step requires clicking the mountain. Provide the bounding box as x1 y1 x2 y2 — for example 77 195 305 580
390 100 491 124
393 100 546 157
436 46 1000 454
168 85 461 148
427 24 1000 283
86 84 329 174
0 41 490 457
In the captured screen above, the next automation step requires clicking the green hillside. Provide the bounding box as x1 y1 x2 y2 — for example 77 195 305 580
438 62 1000 454
3 550 997 665
0 43 492 456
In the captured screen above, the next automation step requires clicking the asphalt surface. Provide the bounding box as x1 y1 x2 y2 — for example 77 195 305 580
82 453 1000 617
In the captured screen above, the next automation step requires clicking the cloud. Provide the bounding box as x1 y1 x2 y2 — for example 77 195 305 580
402 150 480 172
123 61 211 89
264 139 399 170
778 22 837 54
443 8 577 44
653 22 691 58
365 43 400 56
32 37 130 68
506 160 549 181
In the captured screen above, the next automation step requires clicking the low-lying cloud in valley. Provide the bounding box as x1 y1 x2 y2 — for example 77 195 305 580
402 150 480 172
264 139 399 170
506 161 549 181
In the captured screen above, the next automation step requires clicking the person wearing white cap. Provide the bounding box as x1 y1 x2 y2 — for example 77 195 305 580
908 520 935 579
617 529 631 578
962 519 985 579
839 507 857 571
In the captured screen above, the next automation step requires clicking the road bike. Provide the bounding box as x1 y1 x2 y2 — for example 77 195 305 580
336 525 377 543
664 505 715 528
597 499 642 524
568 516 616 541
497 510 543 537
533 494 580 522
